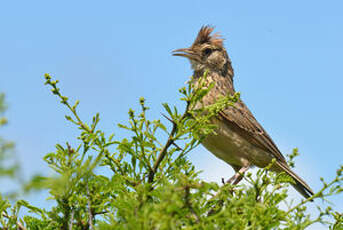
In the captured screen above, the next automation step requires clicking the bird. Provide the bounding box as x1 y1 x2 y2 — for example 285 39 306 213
172 25 314 199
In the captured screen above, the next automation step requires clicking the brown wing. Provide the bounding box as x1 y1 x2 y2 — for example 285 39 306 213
218 100 287 163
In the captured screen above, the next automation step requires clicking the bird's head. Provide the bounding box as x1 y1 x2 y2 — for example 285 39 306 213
173 26 233 77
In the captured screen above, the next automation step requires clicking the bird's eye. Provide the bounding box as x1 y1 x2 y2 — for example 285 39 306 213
203 48 212 56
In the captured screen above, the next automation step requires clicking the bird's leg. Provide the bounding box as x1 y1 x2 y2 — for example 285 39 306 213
226 165 250 185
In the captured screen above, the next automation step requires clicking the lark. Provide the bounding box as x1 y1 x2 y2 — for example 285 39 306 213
173 26 313 198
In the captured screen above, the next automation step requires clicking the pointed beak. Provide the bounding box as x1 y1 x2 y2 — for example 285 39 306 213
172 48 199 61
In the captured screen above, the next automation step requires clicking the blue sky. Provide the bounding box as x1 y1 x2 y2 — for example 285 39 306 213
0 0 342 228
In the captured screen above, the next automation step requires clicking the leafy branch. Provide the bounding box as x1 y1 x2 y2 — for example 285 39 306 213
0 73 341 229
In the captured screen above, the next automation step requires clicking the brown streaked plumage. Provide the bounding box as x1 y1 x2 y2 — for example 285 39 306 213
173 26 314 198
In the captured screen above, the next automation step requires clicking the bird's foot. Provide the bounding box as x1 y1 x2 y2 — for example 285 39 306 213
226 165 250 185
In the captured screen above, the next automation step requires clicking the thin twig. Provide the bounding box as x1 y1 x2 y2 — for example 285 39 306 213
148 102 190 183
2 212 27 230
17 221 27 230
69 209 74 230
172 142 183 151
86 184 94 230
161 113 176 125
94 210 109 215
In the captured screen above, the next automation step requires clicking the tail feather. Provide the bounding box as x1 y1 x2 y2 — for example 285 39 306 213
275 161 314 199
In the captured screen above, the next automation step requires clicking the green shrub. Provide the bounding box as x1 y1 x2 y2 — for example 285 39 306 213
0 74 342 230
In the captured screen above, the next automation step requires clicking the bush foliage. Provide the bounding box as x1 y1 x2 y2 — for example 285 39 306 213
0 74 342 229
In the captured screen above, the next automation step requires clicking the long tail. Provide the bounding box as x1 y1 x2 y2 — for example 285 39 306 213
275 161 314 199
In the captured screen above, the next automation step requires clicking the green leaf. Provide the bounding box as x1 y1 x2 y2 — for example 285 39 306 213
162 103 173 116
